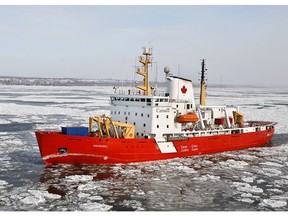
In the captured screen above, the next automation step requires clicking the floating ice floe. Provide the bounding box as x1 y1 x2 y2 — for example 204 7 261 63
241 176 255 183
260 167 282 177
0 180 8 185
260 161 284 168
233 182 263 194
193 174 220 181
78 192 90 199
132 188 145 196
88 195 104 201
65 175 94 183
237 154 259 161
219 159 249 169
173 165 197 174
0 180 9 189
79 202 112 211
267 188 283 194
259 199 287 208
77 182 99 191
21 189 61 206
238 198 255 204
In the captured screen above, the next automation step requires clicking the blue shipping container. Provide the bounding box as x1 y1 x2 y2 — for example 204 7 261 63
62 127 89 137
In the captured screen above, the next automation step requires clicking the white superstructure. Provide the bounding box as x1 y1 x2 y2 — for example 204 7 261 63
110 48 247 139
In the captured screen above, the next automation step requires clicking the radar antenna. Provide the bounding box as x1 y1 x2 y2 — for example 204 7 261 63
135 47 152 96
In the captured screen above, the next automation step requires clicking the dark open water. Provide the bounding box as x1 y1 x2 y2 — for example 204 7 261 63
0 85 287 211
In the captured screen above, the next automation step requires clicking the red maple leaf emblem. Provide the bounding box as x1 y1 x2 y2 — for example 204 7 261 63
181 85 187 94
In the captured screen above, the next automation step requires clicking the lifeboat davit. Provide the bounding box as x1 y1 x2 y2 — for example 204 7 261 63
177 112 199 123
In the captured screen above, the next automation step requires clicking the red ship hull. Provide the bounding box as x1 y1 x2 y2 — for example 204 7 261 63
35 127 275 165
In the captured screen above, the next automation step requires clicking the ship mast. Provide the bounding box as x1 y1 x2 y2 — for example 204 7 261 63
136 48 152 96
200 59 207 106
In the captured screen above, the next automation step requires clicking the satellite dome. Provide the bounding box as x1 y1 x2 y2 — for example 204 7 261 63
164 67 170 74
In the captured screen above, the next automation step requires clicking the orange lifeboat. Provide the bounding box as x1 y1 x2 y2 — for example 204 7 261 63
177 112 199 123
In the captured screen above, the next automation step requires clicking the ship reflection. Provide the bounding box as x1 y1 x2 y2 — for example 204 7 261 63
40 164 115 183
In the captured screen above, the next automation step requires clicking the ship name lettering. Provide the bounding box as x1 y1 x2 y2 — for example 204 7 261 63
156 108 170 113
93 144 108 148
181 145 189 152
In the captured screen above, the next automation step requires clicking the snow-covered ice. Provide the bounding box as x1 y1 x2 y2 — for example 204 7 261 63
0 85 288 211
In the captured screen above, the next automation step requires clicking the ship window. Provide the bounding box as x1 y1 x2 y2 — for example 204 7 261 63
156 115 159 118
141 133 144 137
156 99 159 102
136 132 139 136
135 98 139 102
176 105 179 108
124 112 126 115
147 114 150 118
141 113 143 117
125 98 129 101
167 125 169 128
135 113 137 116
147 99 151 102
164 99 168 102
157 125 159 128
133 122 136 125
141 98 145 102
130 98 134 101
155 103 159 106
187 104 190 109
128 112 130 115
118 111 120 115
160 99 164 102
143 123 146 127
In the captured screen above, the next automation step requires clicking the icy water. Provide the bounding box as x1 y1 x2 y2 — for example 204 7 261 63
0 84 288 211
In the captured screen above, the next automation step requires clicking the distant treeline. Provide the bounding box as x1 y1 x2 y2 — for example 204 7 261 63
1 76 256 88
0 76 168 87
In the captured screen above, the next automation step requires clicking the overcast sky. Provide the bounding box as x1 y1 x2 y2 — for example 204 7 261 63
0 5 288 87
